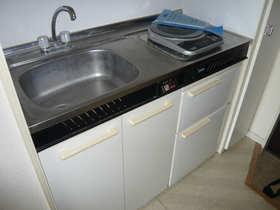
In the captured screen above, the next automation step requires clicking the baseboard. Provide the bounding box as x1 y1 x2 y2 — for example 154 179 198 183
246 131 266 146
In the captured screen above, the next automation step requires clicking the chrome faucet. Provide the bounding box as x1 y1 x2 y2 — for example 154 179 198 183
51 6 76 47
37 6 76 53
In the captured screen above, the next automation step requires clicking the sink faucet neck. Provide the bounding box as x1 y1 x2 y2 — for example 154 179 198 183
51 6 76 47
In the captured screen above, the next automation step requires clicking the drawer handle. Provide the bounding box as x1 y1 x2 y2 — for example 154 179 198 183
188 79 221 97
59 127 118 160
129 101 174 126
181 119 211 138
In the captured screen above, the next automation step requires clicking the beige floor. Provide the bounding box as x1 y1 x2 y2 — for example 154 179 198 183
139 137 276 210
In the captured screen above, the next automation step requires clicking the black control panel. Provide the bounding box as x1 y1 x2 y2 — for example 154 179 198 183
158 72 185 95
161 78 178 93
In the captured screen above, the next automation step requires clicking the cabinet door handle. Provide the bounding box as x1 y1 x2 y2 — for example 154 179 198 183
129 101 174 126
181 119 211 138
59 127 118 160
188 79 221 97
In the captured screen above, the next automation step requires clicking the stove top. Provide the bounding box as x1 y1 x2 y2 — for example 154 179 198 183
148 23 224 56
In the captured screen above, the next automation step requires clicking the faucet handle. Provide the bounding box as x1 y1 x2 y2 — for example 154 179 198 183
60 31 71 44
37 35 50 52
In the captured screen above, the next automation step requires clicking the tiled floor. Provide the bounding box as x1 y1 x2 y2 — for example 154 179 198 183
139 137 275 210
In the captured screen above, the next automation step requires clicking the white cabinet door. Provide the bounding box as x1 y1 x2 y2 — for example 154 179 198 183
177 66 239 133
122 90 180 210
169 105 228 186
38 117 124 210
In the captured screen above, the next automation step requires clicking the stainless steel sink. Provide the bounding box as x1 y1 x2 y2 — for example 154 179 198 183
18 49 140 109
8 32 181 133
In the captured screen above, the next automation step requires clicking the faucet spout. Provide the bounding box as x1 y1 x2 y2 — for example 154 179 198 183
51 6 76 47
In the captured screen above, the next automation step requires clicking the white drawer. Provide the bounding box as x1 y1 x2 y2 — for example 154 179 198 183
177 66 239 133
169 105 228 186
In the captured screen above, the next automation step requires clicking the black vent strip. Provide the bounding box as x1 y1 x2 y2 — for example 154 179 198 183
33 83 158 152
60 100 126 131
223 54 231 65
33 98 128 152
184 48 248 86
207 50 239 71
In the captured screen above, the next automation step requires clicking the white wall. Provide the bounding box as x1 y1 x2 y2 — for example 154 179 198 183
0 0 181 48
0 44 51 210
182 0 265 38
248 47 280 145
1 0 266 48
0 85 50 210
246 0 280 147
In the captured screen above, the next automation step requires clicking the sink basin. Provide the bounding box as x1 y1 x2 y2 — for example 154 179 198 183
18 49 140 109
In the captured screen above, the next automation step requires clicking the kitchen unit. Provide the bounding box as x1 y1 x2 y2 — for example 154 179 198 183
2 1 272 208
5 15 250 209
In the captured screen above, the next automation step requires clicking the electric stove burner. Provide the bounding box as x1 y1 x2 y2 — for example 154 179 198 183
148 23 224 56
150 24 205 40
